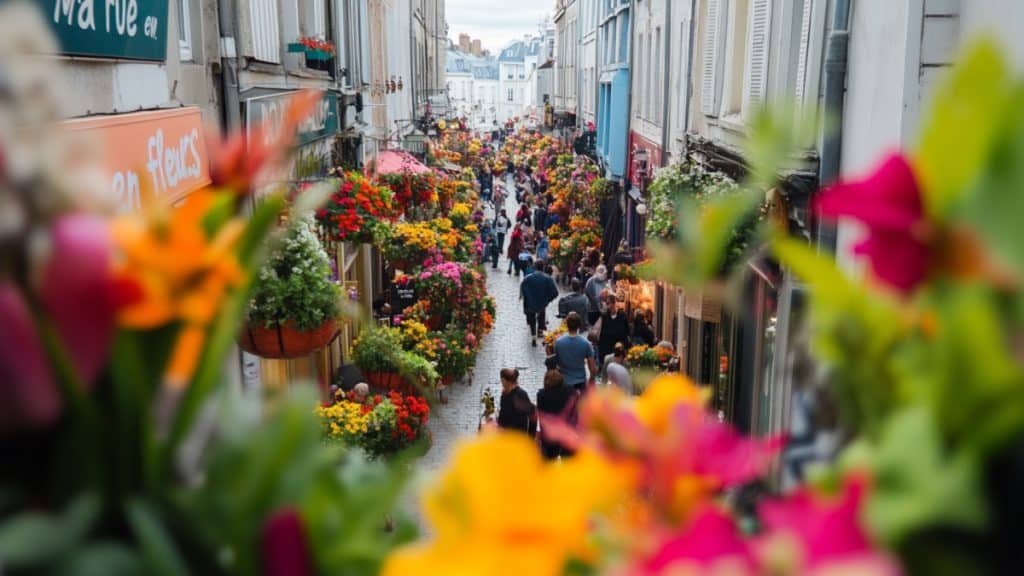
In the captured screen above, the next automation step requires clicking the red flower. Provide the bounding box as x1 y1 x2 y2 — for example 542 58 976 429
816 154 930 294
261 508 313 576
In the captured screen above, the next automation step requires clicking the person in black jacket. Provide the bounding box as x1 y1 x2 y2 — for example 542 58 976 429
597 299 631 369
631 309 656 347
497 368 535 437
536 370 577 460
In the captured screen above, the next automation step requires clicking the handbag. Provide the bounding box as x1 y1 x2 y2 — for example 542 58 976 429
587 316 603 342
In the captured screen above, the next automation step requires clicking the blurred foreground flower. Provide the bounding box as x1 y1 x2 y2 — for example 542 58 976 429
816 154 930 294
383 432 629 576
0 215 120 430
262 508 314 576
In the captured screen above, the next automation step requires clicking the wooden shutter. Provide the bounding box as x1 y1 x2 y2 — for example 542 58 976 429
744 0 772 116
250 0 281 63
700 0 723 116
794 0 813 105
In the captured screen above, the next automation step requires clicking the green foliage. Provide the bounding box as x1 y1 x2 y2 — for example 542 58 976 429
248 215 341 330
181 389 415 575
856 408 986 546
917 40 1014 220
352 326 404 373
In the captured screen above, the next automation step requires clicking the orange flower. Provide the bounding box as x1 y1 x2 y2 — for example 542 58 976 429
112 190 246 385
208 89 321 193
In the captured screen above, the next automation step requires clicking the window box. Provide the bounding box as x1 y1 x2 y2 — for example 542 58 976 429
288 38 336 72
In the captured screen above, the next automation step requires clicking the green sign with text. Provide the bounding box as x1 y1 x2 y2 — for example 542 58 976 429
38 0 169 61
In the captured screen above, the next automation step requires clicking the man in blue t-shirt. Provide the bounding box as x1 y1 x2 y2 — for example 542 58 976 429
553 312 597 391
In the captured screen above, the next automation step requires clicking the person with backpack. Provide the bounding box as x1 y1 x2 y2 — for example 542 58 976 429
553 312 597 392
507 226 524 275
536 370 578 460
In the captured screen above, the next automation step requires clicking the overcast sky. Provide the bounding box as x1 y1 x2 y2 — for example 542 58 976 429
446 0 552 53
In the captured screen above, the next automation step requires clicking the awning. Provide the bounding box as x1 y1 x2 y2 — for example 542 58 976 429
374 149 431 174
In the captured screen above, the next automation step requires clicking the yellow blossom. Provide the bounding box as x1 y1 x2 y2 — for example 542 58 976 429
633 375 709 436
383 433 630 576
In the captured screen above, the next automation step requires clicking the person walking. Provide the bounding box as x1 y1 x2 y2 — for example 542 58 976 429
603 344 634 395
536 231 550 262
533 197 548 233
553 312 597 392
479 165 494 205
507 226 524 275
584 264 609 326
494 209 511 254
520 259 559 346
497 368 535 437
536 370 578 460
597 299 631 370
557 278 590 329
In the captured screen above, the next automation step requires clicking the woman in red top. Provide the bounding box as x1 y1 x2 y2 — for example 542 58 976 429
507 227 524 275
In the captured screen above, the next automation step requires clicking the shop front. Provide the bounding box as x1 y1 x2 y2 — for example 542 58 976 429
63 107 211 213
239 89 368 398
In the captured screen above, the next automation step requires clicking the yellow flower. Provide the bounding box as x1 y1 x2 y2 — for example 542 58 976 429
383 433 629 576
633 375 708 436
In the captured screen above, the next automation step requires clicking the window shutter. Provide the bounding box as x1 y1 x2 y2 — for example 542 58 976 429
744 0 772 117
794 0 813 105
700 0 723 116
250 0 281 63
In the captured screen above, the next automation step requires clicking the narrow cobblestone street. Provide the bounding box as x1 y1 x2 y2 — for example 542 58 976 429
421 196 563 470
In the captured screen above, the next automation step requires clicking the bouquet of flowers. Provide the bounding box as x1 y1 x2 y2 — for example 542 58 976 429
316 391 430 458
316 171 394 243
381 221 440 269
377 171 436 217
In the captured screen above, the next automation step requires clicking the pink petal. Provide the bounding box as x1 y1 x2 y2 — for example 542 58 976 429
0 283 61 430
852 231 930 294
816 154 923 229
40 214 116 388
645 507 756 573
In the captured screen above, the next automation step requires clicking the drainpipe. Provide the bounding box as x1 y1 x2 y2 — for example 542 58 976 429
682 0 697 155
659 0 672 166
216 0 242 133
816 0 852 253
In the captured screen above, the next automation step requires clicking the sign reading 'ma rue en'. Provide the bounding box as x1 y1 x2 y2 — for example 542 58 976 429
38 0 169 61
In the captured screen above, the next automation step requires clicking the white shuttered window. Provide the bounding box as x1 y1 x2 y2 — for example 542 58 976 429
251 0 281 63
743 0 771 118
700 0 724 116
794 0 814 105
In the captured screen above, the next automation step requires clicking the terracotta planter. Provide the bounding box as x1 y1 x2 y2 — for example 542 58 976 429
364 371 430 396
238 319 338 359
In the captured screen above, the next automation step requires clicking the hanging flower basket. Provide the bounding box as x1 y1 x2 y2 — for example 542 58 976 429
238 319 338 359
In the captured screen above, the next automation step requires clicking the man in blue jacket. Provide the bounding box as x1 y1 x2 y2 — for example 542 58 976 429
520 258 559 347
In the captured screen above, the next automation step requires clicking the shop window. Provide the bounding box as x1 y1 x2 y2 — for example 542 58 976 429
177 0 192 61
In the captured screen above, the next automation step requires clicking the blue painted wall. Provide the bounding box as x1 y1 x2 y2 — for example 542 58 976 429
595 2 631 181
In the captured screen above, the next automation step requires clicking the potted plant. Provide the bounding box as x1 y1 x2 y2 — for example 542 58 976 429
352 325 406 390
316 171 394 244
238 215 340 358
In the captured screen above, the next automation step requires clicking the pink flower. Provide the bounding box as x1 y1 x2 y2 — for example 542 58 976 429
0 215 117 431
261 508 313 576
757 477 901 575
816 154 929 294
643 507 756 574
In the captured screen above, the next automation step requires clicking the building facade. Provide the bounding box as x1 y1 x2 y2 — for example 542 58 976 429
445 48 500 130
595 0 631 182
577 0 600 127
553 0 578 125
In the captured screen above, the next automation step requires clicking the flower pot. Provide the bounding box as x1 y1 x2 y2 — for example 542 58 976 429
364 371 427 396
238 319 338 359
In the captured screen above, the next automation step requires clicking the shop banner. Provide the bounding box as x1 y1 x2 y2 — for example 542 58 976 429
245 90 340 147
64 107 210 213
37 0 169 61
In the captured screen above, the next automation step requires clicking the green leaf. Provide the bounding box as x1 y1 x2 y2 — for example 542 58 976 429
863 408 987 545
58 542 141 576
125 499 189 576
959 85 1024 281
0 494 99 569
916 40 1013 220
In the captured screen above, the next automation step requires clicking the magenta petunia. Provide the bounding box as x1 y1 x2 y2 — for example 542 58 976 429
261 508 314 576
643 507 756 574
816 153 930 294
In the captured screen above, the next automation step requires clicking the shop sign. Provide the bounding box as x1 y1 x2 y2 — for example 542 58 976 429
38 0 169 61
245 91 340 148
63 107 211 213
391 285 417 313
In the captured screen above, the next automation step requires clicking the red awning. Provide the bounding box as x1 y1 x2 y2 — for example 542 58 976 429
373 150 431 175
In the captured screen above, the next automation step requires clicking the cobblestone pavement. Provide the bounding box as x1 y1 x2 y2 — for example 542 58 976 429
420 194 562 471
